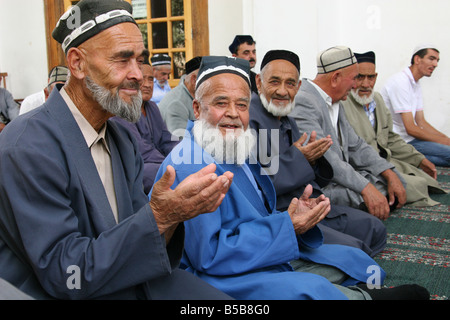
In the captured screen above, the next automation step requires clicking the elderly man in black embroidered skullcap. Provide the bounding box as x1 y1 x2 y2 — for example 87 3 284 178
150 53 172 104
291 46 407 221
0 0 233 300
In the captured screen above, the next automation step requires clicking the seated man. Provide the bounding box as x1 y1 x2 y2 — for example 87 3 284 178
19 66 69 115
150 54 172 105
381 44 450 167
111 54 179 194
153 56 429 300
291 46 406 221
250 49 386 257
158 56 202 138
0 87 19 133
0 0 232 300
343 51 446 207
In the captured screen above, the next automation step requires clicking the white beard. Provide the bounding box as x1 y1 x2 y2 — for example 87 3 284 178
350 89 375 106
192 118 256 165
259 94 294 117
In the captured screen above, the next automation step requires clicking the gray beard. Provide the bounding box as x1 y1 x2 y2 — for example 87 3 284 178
259 94 294 117
350 89 375 106
192 118 256 165
84 76 142 123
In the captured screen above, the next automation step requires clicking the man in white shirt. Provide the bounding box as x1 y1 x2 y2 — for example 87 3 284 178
381 45 450 167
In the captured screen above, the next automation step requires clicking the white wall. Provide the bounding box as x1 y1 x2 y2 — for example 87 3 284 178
208 0 450 136
0 0 48 100
0 0 447 136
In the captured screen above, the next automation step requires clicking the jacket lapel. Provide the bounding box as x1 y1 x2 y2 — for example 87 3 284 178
45 90 117 229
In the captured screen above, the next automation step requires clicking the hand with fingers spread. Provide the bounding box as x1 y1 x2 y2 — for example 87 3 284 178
150 164 233 241
293 131 332 165
287 184 331 235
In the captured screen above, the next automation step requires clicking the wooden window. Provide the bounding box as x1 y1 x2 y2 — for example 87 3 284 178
44 0 209 87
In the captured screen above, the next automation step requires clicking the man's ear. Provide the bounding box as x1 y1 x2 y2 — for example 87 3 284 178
44 87 50 100
66 47 86 80
255 73 262 93
330 71 341 89
193 99 201 119
296 79 302 92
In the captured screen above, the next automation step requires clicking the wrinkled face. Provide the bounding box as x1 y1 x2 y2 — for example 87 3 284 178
354 62 377 98
335 63 359 102
79 23 146 105
257 59 300 108
140 64 154 102
235 43 257 68
75 23 147 122
416 49 440 77
153 65 172 85
194 73 251 136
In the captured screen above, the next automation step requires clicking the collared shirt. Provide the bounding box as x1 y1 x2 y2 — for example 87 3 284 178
308 79 340 136
364 100 377 128
151 80 171 105
381 67 423 142
60 88 119 223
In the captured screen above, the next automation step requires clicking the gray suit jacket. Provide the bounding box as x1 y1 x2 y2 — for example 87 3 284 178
290 80 396 204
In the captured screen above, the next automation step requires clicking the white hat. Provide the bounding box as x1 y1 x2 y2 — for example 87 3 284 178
317 46 357 74
412 43 438 56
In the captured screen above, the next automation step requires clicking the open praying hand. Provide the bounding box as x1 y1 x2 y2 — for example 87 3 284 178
293 131 332 165
287 184 331 235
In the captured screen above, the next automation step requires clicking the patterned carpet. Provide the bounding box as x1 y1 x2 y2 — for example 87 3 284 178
374 166 450 300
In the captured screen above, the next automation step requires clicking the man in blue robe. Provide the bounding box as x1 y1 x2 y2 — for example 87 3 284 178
111 55 179 194
249 50 386 257
153 56 429 300
0 0 232 300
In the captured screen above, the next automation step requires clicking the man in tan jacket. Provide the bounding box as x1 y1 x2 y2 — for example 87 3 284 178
342 51 446 206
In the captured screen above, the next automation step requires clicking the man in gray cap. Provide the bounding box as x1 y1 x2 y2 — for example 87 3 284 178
20 66 69 115
291 46 406 221
343 51 446 207
0 0 232 300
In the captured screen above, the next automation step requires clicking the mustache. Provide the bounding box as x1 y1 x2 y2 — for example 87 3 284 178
119 80 140 91
273 94 290 100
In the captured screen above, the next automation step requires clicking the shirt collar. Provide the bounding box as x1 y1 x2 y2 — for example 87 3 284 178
60 87 110 153
308 79 332 107
403 67 420 87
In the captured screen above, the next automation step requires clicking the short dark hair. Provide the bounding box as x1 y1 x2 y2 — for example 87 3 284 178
411 48 440 65
235 40 256 55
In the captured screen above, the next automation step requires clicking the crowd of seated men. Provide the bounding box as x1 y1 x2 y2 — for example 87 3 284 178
0 0 448 301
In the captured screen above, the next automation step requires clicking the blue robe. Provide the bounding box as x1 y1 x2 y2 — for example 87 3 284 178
0 90 229 300
153 121 386 300
111 100 179 194
249 93 387 257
